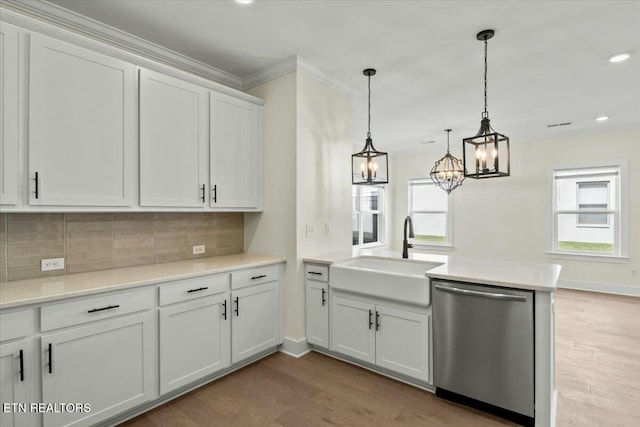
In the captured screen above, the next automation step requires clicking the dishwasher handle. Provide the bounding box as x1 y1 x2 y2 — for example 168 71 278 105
434 284 528 302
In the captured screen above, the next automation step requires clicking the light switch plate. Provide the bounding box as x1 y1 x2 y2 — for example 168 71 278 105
192 245 205 255
41 257 65 272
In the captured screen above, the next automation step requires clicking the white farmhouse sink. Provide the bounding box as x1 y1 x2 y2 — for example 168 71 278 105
330 256 443 306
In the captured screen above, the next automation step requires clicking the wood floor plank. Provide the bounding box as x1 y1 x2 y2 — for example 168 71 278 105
121 289 640 426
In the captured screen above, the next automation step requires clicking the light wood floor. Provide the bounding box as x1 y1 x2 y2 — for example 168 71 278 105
121 289 639 426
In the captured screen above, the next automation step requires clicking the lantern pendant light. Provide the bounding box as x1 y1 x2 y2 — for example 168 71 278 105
352 68 389 185
430 129 465 194
463 29 510 179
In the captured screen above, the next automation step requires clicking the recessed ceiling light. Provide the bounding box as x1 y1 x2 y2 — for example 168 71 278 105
595 116 609 122
609 53 630 63
235 0 253 4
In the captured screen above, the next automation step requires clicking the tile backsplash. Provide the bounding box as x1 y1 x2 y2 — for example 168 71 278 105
0 212 244 283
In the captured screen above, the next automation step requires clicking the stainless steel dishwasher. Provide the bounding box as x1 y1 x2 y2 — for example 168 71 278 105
432 279 535 426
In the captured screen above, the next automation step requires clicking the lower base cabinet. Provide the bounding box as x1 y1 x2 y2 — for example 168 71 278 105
331 295 430 382
159 294 230 394
0 339 38 427
41 311 156 427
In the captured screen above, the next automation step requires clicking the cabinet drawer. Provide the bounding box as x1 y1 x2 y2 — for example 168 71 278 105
231 265 279 290
159 274 229 306
305 264 329 282
0 309 33 342
41 287 154 332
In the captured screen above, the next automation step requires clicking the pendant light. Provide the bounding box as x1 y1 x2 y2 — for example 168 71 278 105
352 68 389 185
463 29 510 179
430 129 465 194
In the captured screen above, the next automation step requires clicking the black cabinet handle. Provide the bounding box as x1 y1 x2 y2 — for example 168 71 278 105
19 349 24 382
321 288 326 306
222 300 227 320
234 297 239 316
47 343 52 374
87 304 119 313
308 271 323 276
368 309 373 330
34 172 39 199
187 287 208 293
200 184 206 202
251 274 267 280
212 185 217 203
376 311 380 331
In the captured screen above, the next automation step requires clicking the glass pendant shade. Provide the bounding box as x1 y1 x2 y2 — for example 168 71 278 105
353 68 389 185
430 129 465 193
463 29 510 179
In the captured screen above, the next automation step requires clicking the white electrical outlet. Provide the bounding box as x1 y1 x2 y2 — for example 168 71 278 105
305 224 315 238
41 257 65 272
192 245 205 255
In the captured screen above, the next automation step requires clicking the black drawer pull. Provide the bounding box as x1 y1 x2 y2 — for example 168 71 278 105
376 311 380 331
368 309 373 330
19 349 24 382
200 184 206 203
234 297 239 316
222 300 227 320
187 287 209 293
212 185 217 203
47 343 52 374
308 271 323 276
251 274 267 280
87 304 120 313
34 172 39 199
321 288 326 306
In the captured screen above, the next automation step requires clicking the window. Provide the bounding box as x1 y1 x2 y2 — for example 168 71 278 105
408 179 451 247
353 186 384 247
550 165 627 258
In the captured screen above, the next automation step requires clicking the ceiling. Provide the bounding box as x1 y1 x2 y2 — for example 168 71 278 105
47 0 640 152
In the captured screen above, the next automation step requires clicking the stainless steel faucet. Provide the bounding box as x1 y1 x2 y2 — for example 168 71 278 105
402 216 415 258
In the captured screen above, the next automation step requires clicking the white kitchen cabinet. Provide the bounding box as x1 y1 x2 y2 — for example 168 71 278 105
28 33 136 207
0 22 19 206
139 69 208 207
331 295 430 382
210 91 261 210
305 263 330 349
0 339 37 427
41 311 155 427
159 294 230 394
231 281 280 363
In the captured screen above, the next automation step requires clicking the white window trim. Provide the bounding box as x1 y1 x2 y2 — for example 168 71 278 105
408 178 454 250
353 185 386 248
546 161 629 262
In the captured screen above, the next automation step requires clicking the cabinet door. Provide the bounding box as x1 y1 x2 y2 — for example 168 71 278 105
41 311 155 427
375 305 430 382
159 294 230 394
330 296 375 364
0 23 19 206
139 69 208 207
306 281 329 348
231 281 279 364
0 340 34 427
28 34 135 206
210 92 260 209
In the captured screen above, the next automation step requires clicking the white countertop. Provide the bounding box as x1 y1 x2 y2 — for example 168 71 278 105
304 249 560 292
0 253 286 309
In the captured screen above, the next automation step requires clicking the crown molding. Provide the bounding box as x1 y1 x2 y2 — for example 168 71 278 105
243 55 356 99
0 0 243 89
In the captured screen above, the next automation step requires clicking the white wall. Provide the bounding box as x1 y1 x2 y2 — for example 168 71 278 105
389 129 640 288
245 71 354 340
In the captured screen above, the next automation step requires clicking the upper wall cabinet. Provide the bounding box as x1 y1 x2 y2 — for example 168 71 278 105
210 92 261 210
139 69 209 208
0 23 19 206
28 33 136 207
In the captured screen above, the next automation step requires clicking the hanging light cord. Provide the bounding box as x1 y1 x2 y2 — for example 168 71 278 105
367 74 372 138
483 36 488 117
446 129 451 153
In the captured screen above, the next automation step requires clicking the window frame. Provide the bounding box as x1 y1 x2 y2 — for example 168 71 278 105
352 185 385 248
547 163 629 262
407 178 453 250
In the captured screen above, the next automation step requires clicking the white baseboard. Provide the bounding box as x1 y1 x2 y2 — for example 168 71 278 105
558 279 639 297
279 336 311 358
